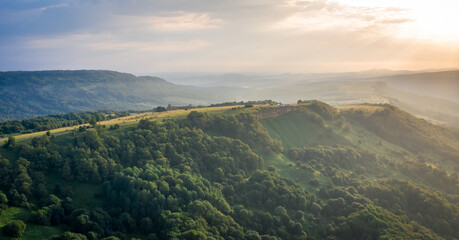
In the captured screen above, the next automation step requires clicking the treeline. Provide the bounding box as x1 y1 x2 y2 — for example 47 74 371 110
152 100 279 112
288 145 382 172
209 100 280 107
0 110 129 137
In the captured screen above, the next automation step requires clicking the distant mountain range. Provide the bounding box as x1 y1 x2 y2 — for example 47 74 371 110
369 70 459 103
0 70 235 121
164 70 459 126
1 69 458 126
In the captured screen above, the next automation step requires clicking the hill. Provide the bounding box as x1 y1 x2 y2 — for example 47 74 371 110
165 70 459 127
0 70 231 121
0 102 457 239
369 70 459 103
2 70 458 128
255 80 459 127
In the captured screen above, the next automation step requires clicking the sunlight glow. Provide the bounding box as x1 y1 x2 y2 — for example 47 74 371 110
338 0 459 43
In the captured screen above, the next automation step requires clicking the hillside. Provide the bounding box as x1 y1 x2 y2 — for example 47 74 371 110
370 70 459 103
2 70 458 129
166 70 459 127
0 102 457 239
0 70 231 121
255 81 459 127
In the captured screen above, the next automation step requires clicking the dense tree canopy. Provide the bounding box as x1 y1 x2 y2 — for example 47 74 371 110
0 103 457 239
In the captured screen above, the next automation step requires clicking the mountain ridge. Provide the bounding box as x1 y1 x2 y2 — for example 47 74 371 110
2 69 458 128
0 70 228 121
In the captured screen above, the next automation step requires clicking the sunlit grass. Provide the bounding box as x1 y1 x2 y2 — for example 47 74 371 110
337 104 384 112
0 105 247 145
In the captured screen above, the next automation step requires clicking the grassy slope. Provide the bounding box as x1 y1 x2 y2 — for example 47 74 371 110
258 105 429 195
46 175 103 209
0 207 63 240
260 108 405 154
0 105 246 146
260 111 350 147
0 176 103 239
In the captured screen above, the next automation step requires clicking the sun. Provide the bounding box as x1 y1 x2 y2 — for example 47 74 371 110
338 0 459 43
401 0 459 43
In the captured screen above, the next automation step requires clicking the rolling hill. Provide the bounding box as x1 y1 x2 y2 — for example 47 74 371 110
0 102 457 239
369 70 459 103
0 70 233 121
165 70 459 127
2 69 458 128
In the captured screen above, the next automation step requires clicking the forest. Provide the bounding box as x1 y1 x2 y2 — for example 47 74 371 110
0 111 130 137
0 101 457 240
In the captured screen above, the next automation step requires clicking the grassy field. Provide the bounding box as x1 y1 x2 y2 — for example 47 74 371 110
336 104 384 112
261 152 331 196
260 104 404 153
258 105 413 190
46 174 103 209
0 104 402 146
260 111 351 148
0 207 63 240
0 105 247 146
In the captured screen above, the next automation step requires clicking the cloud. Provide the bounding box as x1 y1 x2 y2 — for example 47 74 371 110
274 0 413 35
120 12 223 32
87 40 209 52
0 0 457 73
39 3 68 11
23 33 209 52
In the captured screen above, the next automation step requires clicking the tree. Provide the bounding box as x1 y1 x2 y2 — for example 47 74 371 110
4 136 16 149
89 117 97 127
33 207 52 225
0 192 7 211
3 220 26 238
156 106 167 112
50 231 88 240
246 230 261 240
119 212 136 233
54 183 62 195
0 158 11 188
101 237 121 240
8 189 28 207
13 158 32 196
140 217 154 234
187 111 209 129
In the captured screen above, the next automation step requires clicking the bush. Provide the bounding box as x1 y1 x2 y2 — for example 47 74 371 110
0 192 7 211
50 231 88 240
3 220 26 238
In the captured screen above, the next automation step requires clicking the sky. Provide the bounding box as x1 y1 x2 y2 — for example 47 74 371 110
0 0 458 74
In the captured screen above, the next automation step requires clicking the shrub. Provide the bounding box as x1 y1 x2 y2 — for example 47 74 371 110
3 220 26 238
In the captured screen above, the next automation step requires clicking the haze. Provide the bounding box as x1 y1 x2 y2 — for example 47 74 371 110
1 0 458 74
